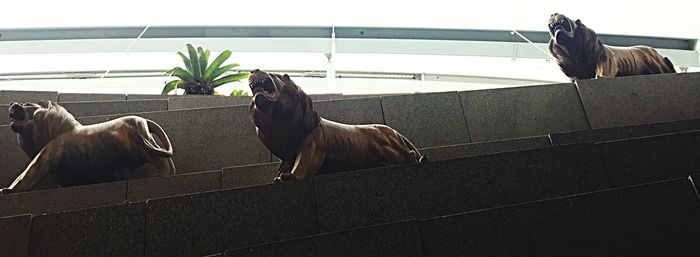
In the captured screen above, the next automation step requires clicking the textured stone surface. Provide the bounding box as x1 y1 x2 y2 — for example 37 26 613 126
221 162 278 189
420 178 700 257
381 92 470 147
314 165 420 232
29 203 145 257
127 170 221 202
0 90 58 105
0 128 30 188
58 93 126 102
550 118 700 145
419 136 551 161
460 83 590 142
145 182 318 257
59 99 169 118
0 181 127 217
0 214 31 257
416 143 609 219
596 130 700 187
309 94 343 101
577 72 700 129
168 96 251 110
314 97 384 125
126 94 170 100
79 105 270 174
225 220 422 257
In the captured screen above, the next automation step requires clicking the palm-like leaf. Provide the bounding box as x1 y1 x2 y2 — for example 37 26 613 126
209 63 240 81
161 80 180 95
213 73 249 87
167 67 194 82
186 44 201 79
197 47 207 77
203 50 232 80
176 52 193 74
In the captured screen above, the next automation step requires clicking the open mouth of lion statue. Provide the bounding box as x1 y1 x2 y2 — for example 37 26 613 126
248 69 282 111
549 14 574 45
8 102 42 133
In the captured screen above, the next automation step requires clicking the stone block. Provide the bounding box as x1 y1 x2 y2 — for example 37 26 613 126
419 178 700 256
126 94 170 100
314 97 384 125
168 96 251 110
419 136 551 161
0 214 31 257
225 220 422 257
460 83 590 142
29 203 145 257
596 130 700 187
550 118 700 146
0 90 58 105
221 162 279 189
381 92 470 148
314 164 419 232
577 72 700 128
0 128 30 188
0 181 127 217
127 170 221 202
58 93 126 102
145 182 318 257
416 143 609 219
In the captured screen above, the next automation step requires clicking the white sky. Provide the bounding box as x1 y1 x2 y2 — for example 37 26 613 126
1 0 698 38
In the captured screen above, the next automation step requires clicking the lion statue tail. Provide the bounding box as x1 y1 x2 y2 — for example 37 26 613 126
663 57 677 73
144 119 174 157
399 133 429 164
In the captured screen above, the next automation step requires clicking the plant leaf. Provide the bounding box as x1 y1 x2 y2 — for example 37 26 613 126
212 72 249 87
161 80 180 95
167 67 194 82
186 44 201 79
203 50 232 80
176 52 193 74
204 49 210 65
197 47 207 77
209 63 240 80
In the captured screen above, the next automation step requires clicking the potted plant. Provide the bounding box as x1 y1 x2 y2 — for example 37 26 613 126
161 44 249 95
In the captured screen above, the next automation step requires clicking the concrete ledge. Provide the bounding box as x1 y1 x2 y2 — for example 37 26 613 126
0 181 127 217
550 118 700 146
460 83 590 142
29 203 145 257
127 170 222 202
0 90 57 105
314 97 384 125
419 178 700 256
58 93 126 102
381 92 470 148
168 96 251 110
225 220 422 257
60 99 169 118
126 94 170 100
0 129 29 188
221 163 279 189
314 164 420 233
145 182 318 257
419 136 551 161
577 72 700 128
0 214 31 257
596 130 700 187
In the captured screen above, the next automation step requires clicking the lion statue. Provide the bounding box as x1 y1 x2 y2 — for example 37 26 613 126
0 101 175 194
548 13 676 81
248 69 427 182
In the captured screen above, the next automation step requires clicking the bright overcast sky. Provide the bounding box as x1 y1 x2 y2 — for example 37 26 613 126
1 0 698 38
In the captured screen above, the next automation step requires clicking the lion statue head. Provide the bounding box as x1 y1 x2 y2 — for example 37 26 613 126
9 101 80 158
548 13 605 80
248 69 320 164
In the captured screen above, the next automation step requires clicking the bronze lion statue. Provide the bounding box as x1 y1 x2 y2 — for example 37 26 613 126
248 69 426 182
548 13 676 81
0 101 175 194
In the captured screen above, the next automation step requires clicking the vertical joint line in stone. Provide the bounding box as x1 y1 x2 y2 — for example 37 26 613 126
574 81 593 129
457 92 473 143
378 96 387 125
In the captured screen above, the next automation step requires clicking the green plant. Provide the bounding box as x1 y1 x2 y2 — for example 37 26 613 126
230 89 250 96
161 44 249 95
